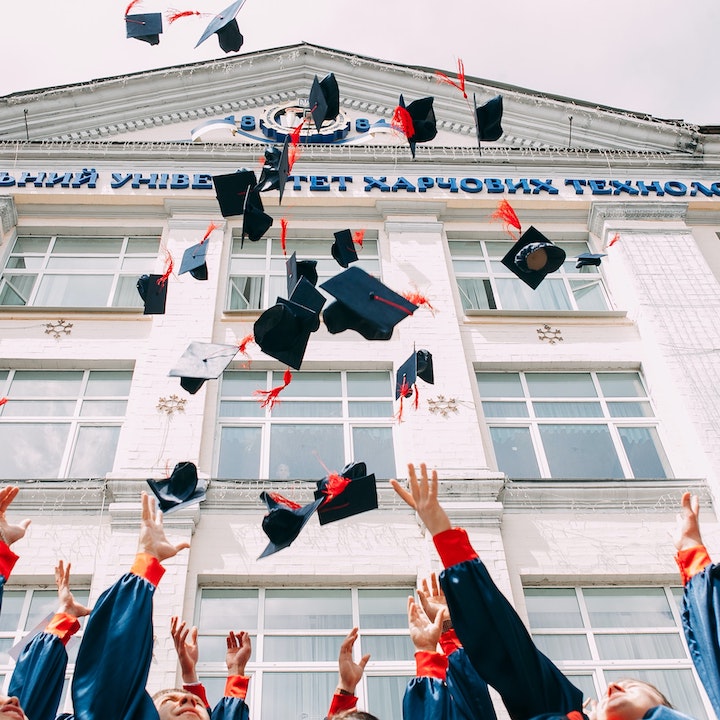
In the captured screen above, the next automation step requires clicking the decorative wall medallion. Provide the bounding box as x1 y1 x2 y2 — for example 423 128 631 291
157 394 187 416
537 324 563 344
44 319 73 339
427 395 459 417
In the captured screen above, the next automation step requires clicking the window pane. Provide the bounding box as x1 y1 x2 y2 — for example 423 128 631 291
264 635 340 662
533 634 591 661
496 278 572 311
366 676 409 720
477 373 523 398
10 371 83 397
52 237 123 254
539 424 622 479
347 372 392 397
126 237 161 253
13 237 50 253
222 371 267 397
228 276 263 310
482 401 529 418
565 675 597 702
0 275 36 305
219 401 264 418
449 240 484 257
26 591 58 629
570 279 607 310
46 257 118 270
0 639 14 666
595 633 686 660
261 672 335 720
199 590 258 632
457 278 496 310
533 402 603 418
362 635 414 661
352 427 395 478
272 372 341 397
271 401 343 418
618 427 669 479
85 371 132 396
597 372 646 397
0 592 24 631
0 423 70 479
348 401 393 418
264 590 351 629
34 275 113 307
526 373 596 398
218 427 261 479
80 400 128 416
269 425 343 480
359 589 410 629
3 400 76 417
69 426 120 477
525 588 584 628
607 402 654 418
113 276 144 307
584 588 675 628
489 427 540 478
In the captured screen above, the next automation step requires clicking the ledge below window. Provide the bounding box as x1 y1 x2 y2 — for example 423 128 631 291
464 310 628 319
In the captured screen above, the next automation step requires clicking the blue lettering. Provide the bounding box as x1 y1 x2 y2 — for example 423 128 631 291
611 180 639 196
289 175 307 191
364 176 390 192
505 178 532 194
18 172 46 187
392 177 416 192
459 178 482 193
331 176 352 191
565 179 586 194
45 172 73 187
355 118 370 132
132 173 158 189
530 179 558 195
484 178 505 193
71 168 98 188
664 181 687 196
170 173 189 189
0 173 15 187
417 177 434 192
636 181 664 196
240 115 256 131
310 176 330 191
712 183 720 195
192 173 213 190
588 180 611 195
690 181 718 197
158 173 169 189
436 177 458 193
112 173 134 188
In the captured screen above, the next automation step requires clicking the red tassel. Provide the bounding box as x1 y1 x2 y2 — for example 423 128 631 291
254 368 292 409
157 249 174 287
237 334 254 366
0 397 7 407
490 200 522 240
287 117 308 173
267 492 301 510
322 473 351 503
280 218 289 256
352 230 365 248
435 59 467 99
608 232 620 247
396 394 404 423
166 9 202 22
201 222 219 244
371 294 414 316
402 291 435 316
391 105 415 140
125 0 142 15
414 385 419 411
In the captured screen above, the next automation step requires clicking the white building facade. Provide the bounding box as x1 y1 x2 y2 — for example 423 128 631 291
1 44 720 720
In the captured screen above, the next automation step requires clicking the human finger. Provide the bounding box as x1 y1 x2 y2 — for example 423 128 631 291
358 653 370 670
389 479 416 509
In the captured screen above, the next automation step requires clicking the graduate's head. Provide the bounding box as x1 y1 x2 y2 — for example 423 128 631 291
152 689 210 720
334 711 380 720
0 695 27 720
594 679 672 720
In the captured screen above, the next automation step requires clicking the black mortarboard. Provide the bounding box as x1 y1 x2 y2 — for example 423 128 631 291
501 227 567 290
136 274 167 315
575 252 606 269
242 187 274 243
474 93 503 153
178 241 209 281
147 462 207 514
256 138 290 205
195 0 246 52
126 13 163 45
168 342 238 394
396 94 437 158
331 229 358 269
308 73 340 132
314 462 378 525
258 491 324 559
213 170 257 218
286 251 318 296
253 279 325 370
395 349 434 399
321 267 418 341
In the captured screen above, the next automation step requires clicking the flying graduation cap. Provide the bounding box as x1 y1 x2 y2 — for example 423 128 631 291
331 229 360 268
286 251 318 295
256 137 290 205
258 491 324 559
391 94 437 158
308 73 340 132
147 462 207 514
213 170 257 218
178 223 218 281
195 0 247 53
474 94 504 153
136 274 168 314
168 342 238 394
395 349 434 421
314 461 378 525
125 1 163 45
575 252 606 269
492 200 566 290
242 186 274 243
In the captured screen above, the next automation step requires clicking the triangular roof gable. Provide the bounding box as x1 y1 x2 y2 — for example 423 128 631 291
0 42 700 153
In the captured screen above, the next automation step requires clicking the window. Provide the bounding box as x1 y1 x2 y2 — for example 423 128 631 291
217 370 396 480
227 231 380 311
0 586 89 708
0 369 133 479
0 234 161 308
449 236 610 312
476 371 671 480
524 586 710 720
195 587 414 720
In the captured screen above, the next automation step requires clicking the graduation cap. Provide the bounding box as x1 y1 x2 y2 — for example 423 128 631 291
136 274 167 315
242 187 274 243
392 95 437 158
501 227 567 290
308 73 340 132
395 349 434 399
314 461 378 525
213 170 257 218
257 137 290 204
147 462 207 514
168 342 238 394
321 267 418 341
331 229 358 269
286 251 318 296
258 491 324 559
179 242 209 280
575 252 606 269
126 10 163 45
253 278 326 370
195 0 246 53
474 93 503 151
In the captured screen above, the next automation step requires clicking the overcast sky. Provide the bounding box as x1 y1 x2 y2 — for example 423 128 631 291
1 0 717 125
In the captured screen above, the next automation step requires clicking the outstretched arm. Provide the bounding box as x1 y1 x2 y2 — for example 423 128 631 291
171 617 200 684
674 492 712 585
0 486 31 603
327 628 370 718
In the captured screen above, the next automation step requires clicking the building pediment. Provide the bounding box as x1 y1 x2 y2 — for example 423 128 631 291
0 43 703 155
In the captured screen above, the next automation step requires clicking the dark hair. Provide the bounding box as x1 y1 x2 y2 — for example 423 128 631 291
333 712 381 720
613 678 674 710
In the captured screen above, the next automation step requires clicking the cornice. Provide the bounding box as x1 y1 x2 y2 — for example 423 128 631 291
588 201 689 236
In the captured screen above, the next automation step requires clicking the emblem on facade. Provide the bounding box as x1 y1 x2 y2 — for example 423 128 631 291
536 324 563 344
44 319 73 339
157 394 187 416
427 395 459 417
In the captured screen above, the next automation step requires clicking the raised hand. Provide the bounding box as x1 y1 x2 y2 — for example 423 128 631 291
417 572 447 624
226 630 252 676
390 463 452 536
0 486 31 546
171 616 200 683
137 492 190 562
674 492 703 552
337 627 370 695
408 595 445 653
55 560 91 618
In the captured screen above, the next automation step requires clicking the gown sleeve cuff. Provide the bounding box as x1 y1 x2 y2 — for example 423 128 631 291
45 612 81 645
130 552 165 586
183 682 210 708
439 628 462 656
0 542 19 580
433 528 478 568
675 545 712 585
415 650 448 680
328 692 358 716
225 675 250 699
